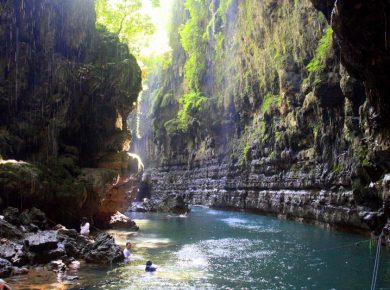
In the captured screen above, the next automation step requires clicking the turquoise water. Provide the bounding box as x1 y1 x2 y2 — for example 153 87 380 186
9 207 390 289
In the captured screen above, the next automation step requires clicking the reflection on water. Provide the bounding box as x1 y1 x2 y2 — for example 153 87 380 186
7 207 390 289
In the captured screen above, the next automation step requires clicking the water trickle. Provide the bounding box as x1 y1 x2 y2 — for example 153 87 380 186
127 152 144 172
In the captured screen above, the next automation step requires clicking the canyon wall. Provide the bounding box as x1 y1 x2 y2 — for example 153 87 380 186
0 0 142 227
135 0 389 232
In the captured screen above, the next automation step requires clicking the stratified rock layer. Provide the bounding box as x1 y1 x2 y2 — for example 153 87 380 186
136 0 389 233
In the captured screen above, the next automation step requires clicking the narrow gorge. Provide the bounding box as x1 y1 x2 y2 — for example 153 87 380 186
134 0 390 236
0 0 390 288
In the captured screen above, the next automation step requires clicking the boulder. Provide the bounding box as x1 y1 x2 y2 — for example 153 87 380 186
11 266 29 276
20 207 48 230
0 218 23 239
33 248 66 265
64 235 90 259
143 194 189 214
0 240 29 266
109 211 139 230
54 225 79 239
49 260 66 272
0 258 12 278
2 207 20 225
129 201 148 212
83 233 122 264
25 230 58 252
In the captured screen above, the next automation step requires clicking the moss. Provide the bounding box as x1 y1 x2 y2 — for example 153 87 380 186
164 118 183 135
240 142 251 165
269 151 277 161
256 120 267 141
332 163 341 174
58 157 81 177
161 93 176 108
261 93 278 113
306 26 333 73
177 92 206 131
0 161 42 181
275 130 284 144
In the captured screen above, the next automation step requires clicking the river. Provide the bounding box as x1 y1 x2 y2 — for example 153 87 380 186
8 206 390 289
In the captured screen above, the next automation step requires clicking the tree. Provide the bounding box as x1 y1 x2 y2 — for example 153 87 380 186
95 0 156 55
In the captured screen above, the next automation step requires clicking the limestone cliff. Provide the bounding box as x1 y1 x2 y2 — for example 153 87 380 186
0 0 142 227
135 0 389 232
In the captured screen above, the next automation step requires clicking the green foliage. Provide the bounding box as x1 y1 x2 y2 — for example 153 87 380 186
240 142 251 165
95 0 156 55
275 130 284 144
151 0 160 8
143 51 173 75
214 32 225 61
175 0 210 129
306 27 333 73
177 92 206 130
179 0 208 91
175 0 236 130
164 118 182 135
261 93 277 113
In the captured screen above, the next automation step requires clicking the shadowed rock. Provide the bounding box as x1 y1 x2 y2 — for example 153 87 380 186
83 233 123 264
0 258 12 278
25 231 59 252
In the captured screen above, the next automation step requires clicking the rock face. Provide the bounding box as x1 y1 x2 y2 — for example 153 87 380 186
0 0 142 227
134 0 389 233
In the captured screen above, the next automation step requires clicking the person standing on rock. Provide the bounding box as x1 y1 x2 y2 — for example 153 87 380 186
123 242 132 264
80 217 90 236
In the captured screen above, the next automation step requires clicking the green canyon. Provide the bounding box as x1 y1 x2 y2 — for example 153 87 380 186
0 0 389 289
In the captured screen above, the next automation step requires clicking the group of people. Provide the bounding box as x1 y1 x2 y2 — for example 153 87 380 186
123 242 157 272
80 218 156 272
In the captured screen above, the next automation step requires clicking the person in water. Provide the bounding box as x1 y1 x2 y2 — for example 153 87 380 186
123 242 132 264
145 260 157 272
80 217 90 236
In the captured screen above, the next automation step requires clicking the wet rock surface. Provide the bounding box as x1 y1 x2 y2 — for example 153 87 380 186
109 211 139 230
0 207 126 279
83 233 123 264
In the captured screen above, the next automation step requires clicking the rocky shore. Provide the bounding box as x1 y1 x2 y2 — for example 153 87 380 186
0 207 136 281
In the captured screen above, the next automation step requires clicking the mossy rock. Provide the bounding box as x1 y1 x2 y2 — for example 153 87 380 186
164 119 183 136
0 160 43 207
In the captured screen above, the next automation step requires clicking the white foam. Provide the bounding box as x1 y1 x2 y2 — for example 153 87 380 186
221 218 280 233
198 238 274 260
176 244 209 268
